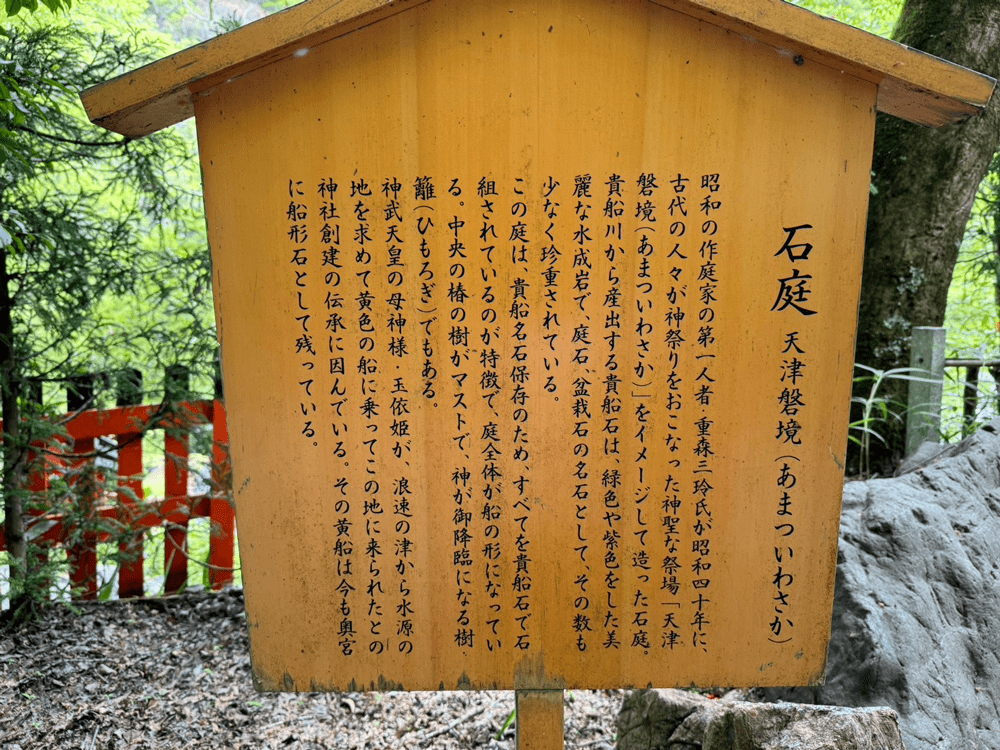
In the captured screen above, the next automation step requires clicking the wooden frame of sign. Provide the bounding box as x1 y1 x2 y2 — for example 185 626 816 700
83 1 993 747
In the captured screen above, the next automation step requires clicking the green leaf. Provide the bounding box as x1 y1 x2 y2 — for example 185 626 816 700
848 424 886 441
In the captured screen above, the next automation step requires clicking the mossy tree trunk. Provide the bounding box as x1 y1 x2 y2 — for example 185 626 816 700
854 0 1000 474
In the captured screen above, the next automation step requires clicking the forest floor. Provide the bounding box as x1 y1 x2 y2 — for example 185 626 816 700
0 588 623 749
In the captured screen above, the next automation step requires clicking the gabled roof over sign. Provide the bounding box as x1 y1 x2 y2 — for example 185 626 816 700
81 0 995 138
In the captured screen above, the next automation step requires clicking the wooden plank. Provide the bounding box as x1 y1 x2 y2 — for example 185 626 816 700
117 433 146 598
66 378 100 602
80 0 429 138
163 430 190 594
61 401 213 441
116 373 146 598
515 690 565 750
81 0 992 138
67 540 97 599
67 437 98 601
649 0 994 126
0 401 214 442
209 400 235 589
2 395 223 597
204 0 872 690
27 444 52 600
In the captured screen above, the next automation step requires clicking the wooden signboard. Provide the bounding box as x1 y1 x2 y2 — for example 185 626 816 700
83 0 993 696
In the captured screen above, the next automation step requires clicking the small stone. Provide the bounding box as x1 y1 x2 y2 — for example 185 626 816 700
704 703 905 750
617 691 906 750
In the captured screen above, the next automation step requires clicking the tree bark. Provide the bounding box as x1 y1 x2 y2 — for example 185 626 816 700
854 0 1000 473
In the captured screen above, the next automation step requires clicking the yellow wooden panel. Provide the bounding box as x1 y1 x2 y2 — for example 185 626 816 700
198 0 874 691
517 691 565 750
81 0 429 137
82 0 992 137
649 0 994 126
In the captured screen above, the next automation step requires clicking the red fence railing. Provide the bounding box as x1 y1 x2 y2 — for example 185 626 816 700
0 398 233 600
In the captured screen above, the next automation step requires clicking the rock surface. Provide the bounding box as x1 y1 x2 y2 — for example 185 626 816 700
762 420 1000 749
616 689 905 750
703 702 905 750
616 688 724 750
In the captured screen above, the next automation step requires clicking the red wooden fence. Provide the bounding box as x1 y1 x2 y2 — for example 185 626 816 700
0 398 233 600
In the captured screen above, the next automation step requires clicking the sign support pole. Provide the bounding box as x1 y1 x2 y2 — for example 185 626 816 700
515 689 564 750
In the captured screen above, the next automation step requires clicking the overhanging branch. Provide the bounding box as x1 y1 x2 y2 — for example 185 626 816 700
11 124 127 149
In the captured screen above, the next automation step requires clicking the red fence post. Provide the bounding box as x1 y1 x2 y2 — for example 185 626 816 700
209 367 233 589
25 379 51 600
66 374 98 601
116 369 145 598
163 365 190 594
6 380 226 603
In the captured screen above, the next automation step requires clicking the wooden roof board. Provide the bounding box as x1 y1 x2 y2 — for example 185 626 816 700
81 0 995 138
81 0 429 138
649 0 994 126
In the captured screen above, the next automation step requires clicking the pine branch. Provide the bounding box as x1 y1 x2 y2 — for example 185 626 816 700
11 124 126 148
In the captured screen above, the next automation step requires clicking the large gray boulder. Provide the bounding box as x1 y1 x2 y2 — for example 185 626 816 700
762 420 1000 749
616 689 905 750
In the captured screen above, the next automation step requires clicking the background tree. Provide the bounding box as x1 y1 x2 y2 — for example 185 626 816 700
2 0 69 17
852 0 1000 473
0 14 214 618
4 0 999 612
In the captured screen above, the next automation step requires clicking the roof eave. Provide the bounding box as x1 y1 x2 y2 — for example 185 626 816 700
82 0 428 138
81 0 995 138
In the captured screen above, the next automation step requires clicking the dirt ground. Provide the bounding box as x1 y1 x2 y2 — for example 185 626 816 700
0 588 623 749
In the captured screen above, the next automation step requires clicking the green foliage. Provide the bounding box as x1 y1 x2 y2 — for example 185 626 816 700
138 519 242 596
496 708 516 740
0 8 220 613
941 151 1000 439
145 0 269 46
261 0 297 13
4 0 71 18
948 155 1000 355
795 0 998 448
0 0 996 608
849 364 942 478
791 0 903 37
0 22 214 394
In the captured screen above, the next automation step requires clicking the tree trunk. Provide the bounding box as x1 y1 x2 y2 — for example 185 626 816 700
0 242 28 620
854 0 1000 474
